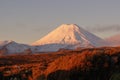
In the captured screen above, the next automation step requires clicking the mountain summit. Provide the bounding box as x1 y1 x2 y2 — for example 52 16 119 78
32 24 108 52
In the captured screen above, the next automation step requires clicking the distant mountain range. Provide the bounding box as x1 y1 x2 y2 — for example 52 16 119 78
0 24 115 54
106 34 120 46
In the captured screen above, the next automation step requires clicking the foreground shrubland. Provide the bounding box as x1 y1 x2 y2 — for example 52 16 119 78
0 47 120 80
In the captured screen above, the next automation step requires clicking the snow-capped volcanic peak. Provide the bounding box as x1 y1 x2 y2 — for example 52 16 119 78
33 24 88 45
32 24 107 52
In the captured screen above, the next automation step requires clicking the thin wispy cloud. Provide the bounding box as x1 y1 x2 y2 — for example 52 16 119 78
86 25 120 33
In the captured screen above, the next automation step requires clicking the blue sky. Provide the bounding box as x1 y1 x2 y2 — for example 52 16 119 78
0 0 120 44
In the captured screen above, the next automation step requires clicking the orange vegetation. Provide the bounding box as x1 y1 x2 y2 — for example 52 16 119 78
0 47 120 80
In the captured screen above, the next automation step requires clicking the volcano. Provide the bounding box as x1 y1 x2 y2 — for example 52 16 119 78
32 24 108 52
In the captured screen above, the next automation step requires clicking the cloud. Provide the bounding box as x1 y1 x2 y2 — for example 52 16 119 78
86 25 120 33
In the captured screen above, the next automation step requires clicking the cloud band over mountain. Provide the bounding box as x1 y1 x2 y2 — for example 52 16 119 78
86 25 120 33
